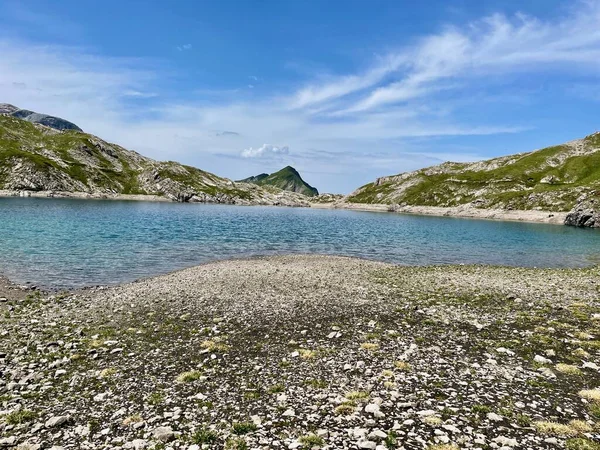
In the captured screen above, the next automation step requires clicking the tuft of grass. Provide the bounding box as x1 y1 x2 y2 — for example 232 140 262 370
384 431 398 449
176 370 203 383
232 421 257 435
192 427 219 444
100 367 117 378
225 438 248 450
147 391 165 405
268 383 285 394
335 403 356 415
422 415 443 426
394 361 411 371
534 421 578 436
360 342 379 351
298 349 317 359
516 413 532 427
589 402 600 419
3 409 36 425
201 339 230 352
299 434 325 447
579 389 600 402
566 438 600 450
569 420 593 433
556 363 582 376
345 391 370 401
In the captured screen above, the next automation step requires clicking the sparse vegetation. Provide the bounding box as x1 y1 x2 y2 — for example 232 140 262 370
232 421 257 435
176 370 203 383
192 427 219 444
3 409 36 425
299 434 325 447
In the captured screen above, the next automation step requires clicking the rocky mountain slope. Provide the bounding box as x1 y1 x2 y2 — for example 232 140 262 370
238 166 319 197
0 109 309 206
346 133 600 221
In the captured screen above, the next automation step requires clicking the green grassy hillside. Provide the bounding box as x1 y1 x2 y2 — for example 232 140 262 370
346 133 600 211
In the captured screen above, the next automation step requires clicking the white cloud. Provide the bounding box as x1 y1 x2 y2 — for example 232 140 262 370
177 43 192 51
241 144 290 158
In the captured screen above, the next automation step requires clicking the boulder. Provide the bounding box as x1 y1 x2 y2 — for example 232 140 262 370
565 195 600 228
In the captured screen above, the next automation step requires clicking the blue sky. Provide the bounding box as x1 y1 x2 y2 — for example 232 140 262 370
1 0 600 193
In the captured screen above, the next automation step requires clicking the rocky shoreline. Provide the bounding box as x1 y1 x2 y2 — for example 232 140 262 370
0 190 310 207
312 202 568 225
2 255 600 449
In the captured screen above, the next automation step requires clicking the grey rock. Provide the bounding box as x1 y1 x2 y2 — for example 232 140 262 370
45 415 70 428
152 426 175 443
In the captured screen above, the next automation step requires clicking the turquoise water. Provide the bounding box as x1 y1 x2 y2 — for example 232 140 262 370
0 197 599 289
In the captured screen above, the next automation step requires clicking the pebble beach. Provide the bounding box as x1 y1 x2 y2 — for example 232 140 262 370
1 255 600 449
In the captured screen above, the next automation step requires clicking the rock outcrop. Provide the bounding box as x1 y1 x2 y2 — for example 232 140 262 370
565 194 600 228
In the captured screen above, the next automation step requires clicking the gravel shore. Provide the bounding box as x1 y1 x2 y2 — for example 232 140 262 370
1 255 600 449
312 203 567 225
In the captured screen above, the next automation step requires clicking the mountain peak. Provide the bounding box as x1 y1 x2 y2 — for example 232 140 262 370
0 103 82 132
238 166 318 196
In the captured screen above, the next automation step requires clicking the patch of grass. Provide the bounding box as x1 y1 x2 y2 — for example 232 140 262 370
516 413 532 427
298 349 317 359
345 391 370 401
268 383 285 394
225 438 248 450
148 391 165 405
100 367 117 378
566 438 600 450
232 421 257 435
394 360 411 371
534 421 578 436
335 403 356 415
579 389 600 402
192 427 219 444
176 370 203 383
569 420 593 433
472 404 491 415
589 402 600 420
3 409 36 425
556 363 583 376
384 431 398 449
360 342 379 351
299 434 325 447
304 379 328 389
201 339 230 352
244 391 261 400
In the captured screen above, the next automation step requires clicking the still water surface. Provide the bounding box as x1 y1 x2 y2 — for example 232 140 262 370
0 197 598 288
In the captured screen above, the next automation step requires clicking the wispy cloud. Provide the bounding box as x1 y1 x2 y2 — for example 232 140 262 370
241 144 290 158
177 43 192 51
288 2 600 115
